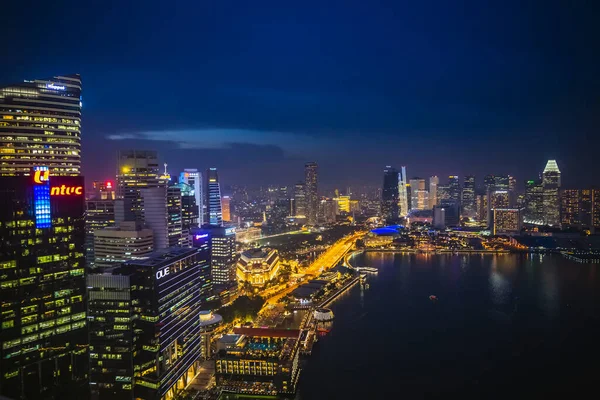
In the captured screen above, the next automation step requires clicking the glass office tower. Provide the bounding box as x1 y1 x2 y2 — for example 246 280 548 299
381 166 399 223
0 75 82 177
206 168 223 226
0 172 88 399
88 247 204 400
304 162 318 225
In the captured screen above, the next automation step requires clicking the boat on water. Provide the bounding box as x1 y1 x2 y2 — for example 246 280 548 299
429 295 438 302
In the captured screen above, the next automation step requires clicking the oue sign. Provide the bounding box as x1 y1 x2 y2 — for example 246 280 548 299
156 267 170 280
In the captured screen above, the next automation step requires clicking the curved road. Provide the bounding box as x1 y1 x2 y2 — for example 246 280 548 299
263 231 365 305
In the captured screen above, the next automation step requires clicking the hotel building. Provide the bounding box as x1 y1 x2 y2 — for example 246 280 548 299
237 248 280 286
215 327 301 395
493 208 523 235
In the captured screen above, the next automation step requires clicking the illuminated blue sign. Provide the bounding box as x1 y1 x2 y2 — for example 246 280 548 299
33 166 51 228
46 83 66 90
195 234 209 240
225 227 236 236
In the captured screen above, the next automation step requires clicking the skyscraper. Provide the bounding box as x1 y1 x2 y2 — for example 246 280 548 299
116 150 164 222
93 221 154 269
488 190 510 228
409 178 429 210
429 176 439 209
171 181 199 238
561 189 580 228
542 160 561 226
593 189 600 233
140 186 169 250
193 226 237 286
222 195 231 222
179 169 203 226
493 208 523 235
398 166 409 217
294 182 306 217
85 199 115 269
381 166 399 223
447 175 461 204
206 168 223 226
462 175 476 217
167 185 185 246
88 247 204 400
0 171 88 399
305 162 318 225
524 179 544 223
580 189 593 231
0 74 82 176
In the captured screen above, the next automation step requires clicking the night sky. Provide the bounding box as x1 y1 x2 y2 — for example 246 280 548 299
2 0 599 190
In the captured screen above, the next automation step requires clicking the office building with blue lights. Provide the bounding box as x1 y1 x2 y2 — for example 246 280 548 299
206 168 223 226
0 172 88 399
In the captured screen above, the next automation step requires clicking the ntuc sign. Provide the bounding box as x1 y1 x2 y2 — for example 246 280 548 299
33 168 50 184
50 185 83 196
32 168 83 196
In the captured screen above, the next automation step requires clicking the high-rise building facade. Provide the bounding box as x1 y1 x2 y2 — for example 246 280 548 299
593 189 600 232
524 179 544 223
193 225 237 286
0 172 88 399
206 168 223 226
476 193 488 223
320 198 338 224
447 175 461 204
398 166 409 217
167 185 185 246
294 182 306 218
542 160 561 227
409 178 429 210
85 199 116 269
116 150 164 222
91 180 116 200
88 248 204 400
171 182 199 240
462 175 476 217
305 162 318 225
179 169 203 226
429 176 439 209
87 272 134 400
0 75 82 177
561 189 580 228
580 189 593 231
381 166 399 223
140 186 169 250
222 196 231 222
93 221 154 269
493 208 523 235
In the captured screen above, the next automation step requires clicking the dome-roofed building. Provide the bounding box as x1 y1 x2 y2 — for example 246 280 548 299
236 248 280 286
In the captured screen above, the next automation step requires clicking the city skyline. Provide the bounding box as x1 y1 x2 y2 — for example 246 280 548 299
1 1 598 188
